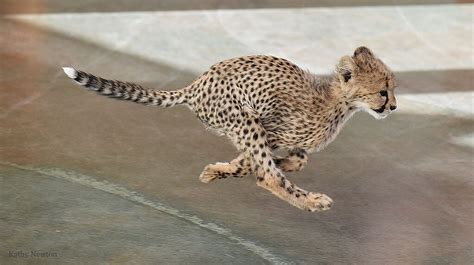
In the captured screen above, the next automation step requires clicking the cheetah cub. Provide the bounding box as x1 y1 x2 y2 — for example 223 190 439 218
63 46 397 212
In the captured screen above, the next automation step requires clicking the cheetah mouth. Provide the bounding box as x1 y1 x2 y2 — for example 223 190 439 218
368 106 390 119
371 106 386 113
371 93 390 114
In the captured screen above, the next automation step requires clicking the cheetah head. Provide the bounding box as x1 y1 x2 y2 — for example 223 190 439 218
336 46 397 119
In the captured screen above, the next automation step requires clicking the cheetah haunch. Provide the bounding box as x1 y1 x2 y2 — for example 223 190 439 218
63 46 397 212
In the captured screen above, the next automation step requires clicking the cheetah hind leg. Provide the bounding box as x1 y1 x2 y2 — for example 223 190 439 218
200 149 308 183
199 153 251 183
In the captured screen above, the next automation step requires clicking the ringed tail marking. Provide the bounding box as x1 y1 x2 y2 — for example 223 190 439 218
62 67 188 107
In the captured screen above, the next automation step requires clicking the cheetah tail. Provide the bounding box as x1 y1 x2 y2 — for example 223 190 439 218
62 67 188 107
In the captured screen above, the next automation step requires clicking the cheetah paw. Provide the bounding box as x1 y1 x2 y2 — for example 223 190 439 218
199 165 217 183
303 193 333 212
199 163 228 183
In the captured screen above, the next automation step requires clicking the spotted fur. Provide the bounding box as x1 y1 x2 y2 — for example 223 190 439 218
63 46 397 212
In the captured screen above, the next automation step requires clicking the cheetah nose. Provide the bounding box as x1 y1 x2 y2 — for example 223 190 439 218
390 105 397 111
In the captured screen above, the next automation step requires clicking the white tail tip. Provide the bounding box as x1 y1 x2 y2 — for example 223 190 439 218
62 67 77 79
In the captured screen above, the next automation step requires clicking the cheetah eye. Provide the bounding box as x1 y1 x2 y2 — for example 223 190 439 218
342 71 351 82
379 90 388 97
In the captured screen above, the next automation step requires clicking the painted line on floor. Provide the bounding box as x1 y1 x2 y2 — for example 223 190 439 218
1 161 293 265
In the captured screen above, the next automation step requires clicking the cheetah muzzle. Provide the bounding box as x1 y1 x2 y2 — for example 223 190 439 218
63 46 397 212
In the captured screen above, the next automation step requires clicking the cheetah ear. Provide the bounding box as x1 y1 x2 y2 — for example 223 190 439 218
353 46 375 71
336 56 355 83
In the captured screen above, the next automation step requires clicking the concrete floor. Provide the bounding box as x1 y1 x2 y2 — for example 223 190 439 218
0 2 473 265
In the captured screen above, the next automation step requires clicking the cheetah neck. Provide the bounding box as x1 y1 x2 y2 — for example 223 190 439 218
311 78 358 152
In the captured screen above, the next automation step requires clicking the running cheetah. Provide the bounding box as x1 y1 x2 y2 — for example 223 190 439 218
63 46 397 212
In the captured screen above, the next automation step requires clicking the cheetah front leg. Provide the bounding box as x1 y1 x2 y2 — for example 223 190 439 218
274 149 308 172
199 153 252 183
234 117 332 212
